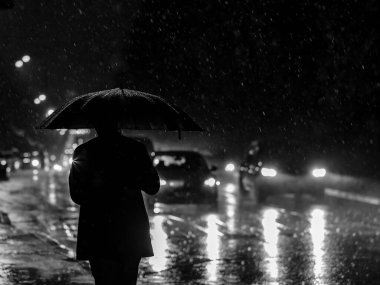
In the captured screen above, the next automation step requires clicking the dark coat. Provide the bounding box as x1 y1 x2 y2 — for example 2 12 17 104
69 134 160 260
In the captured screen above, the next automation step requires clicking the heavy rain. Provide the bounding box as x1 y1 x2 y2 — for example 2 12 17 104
1 1 379 284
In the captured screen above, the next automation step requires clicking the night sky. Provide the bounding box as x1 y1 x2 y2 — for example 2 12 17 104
1 0 379 173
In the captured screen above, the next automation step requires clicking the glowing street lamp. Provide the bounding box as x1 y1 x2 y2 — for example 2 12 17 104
22 55 31 63
38 94 47 101
15 60 23 68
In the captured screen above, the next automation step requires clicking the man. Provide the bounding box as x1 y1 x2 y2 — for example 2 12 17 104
69 124 160 285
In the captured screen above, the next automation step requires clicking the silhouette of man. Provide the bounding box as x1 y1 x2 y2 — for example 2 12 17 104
69 122 160 285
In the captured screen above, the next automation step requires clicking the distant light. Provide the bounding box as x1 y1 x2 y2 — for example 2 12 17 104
32 151 39 156
312 168 326 178
160 179 167 186
68 129 91 135
204 177 216 187
69 157 73 164
225 183 235 193
261 167 277 177
1 160 6 166
31 159 40 167
216 180 221 186
23 158 31 163
15 60 23 68
33 169 39 175
46 109 54 117
225 163 235 172
38 94 46 101
153 207 160 214
53 164 63 172
34 98 41 104
50 155 56 161
14 161 21 170
22 55 31 63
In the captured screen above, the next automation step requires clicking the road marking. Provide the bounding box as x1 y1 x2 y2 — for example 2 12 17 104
325 188 380 205
167 214 224 236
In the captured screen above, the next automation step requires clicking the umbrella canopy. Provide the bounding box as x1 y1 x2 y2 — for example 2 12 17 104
36 88 203 136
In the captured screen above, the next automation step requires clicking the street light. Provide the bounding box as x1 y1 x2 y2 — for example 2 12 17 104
38 94 46 101
15 55 31 68
22 55 31 63
15 60 23 68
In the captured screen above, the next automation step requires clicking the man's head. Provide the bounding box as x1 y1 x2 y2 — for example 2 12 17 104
92 117 121 136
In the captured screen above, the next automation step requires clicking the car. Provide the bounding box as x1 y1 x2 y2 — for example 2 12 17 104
146 151 219 207
20 151 43 170
239 140 330 202
0 153 10 180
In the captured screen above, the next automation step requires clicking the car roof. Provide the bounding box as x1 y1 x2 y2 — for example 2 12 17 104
154 150 204 157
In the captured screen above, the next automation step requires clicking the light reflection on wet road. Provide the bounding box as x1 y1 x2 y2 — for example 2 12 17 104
4 170 380 284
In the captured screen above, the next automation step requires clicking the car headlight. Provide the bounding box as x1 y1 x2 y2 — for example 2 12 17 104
204 177 216 187
53 164 63 172
225 163 235 172
312 168 326 178
160 179 167 186
31 159 40 167
260 167 277 177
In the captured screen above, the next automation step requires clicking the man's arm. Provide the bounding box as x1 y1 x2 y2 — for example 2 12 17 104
69 147 91 205
137 144 160 195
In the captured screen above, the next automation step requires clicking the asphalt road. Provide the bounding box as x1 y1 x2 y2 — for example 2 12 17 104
2 169 380 284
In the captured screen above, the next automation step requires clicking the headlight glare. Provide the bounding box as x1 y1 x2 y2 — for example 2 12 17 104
204 177 216 187
225 163 235 172
261 167 277 177
31 159 40 167
312 168 326 178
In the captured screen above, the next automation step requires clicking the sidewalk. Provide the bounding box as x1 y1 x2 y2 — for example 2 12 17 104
0 219 93 284
0 173 93 285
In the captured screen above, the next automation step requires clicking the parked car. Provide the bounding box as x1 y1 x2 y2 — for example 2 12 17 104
20 151 43 170
239 140 330 202
146 151 219 207
0 153 10 180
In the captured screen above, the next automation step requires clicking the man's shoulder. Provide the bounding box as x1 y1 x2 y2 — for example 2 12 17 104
120 136 145 149
73 138 98 154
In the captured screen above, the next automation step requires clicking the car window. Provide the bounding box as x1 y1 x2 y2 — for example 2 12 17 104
154 154 207 170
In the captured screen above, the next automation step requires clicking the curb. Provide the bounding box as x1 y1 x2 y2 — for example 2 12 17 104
325 188 380 205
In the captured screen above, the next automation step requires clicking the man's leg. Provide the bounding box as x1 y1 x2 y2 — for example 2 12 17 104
120 256 141 285
89 258 122 285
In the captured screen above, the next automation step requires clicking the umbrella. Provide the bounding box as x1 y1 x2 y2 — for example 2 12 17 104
36 88 203 138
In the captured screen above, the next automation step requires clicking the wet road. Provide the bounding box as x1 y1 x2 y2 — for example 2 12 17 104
3 169 380 284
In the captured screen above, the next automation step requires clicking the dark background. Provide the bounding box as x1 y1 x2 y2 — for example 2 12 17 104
1 0 379 176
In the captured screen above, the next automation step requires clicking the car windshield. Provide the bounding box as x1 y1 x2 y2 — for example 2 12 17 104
154 153 207 170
